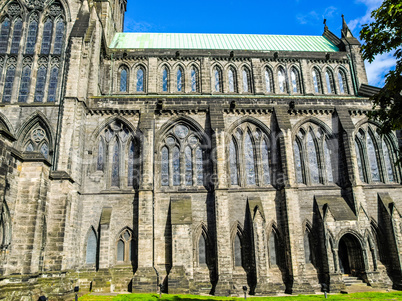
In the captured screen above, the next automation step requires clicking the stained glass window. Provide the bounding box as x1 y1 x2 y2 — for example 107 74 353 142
265 68 271 93
18 66 32 103
196 146 203 186
326 71 333 94
199 235 206 265
234 234 242 267
228 69 235 92
97 139 104 171
161 146 169 186
177 68 182 92
47 66 59 102
244 132 256 185
40 143 49 158
230 139 238 185
136 68 144 92
262 139 270 185
53 20 65 55
291 69 298 93
162 67 168 91
117 240 124 261
128 141 134 186
382 139 394 182
34 66 47 102
191 67 197 92
0 64 2 82
0 18 10 53
268 232 277 266
10 18 22 54
120 68 127 92
26 19 38 54
366 133 380 182
111 141 120 187
307 132 319 184
86 229 97 264
355 140 365 182
324 140 333 182
214 68 221 92
312 69 321 93
26 142 34 151
304 232 312 264
172 146 180 186
185 146 192 186
294 140 303 183
278 68 285 93
2 65 15 102
41 19 53 55
243 69 249 92
338 70 348 94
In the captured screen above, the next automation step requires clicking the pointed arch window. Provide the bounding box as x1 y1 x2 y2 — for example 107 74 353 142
196 146 203 186
230 138 238 185
40 143 49 158
10 18 22 54
25 19 38 54
265 68 273 93
86 228 97 264
261 139 271 185
119 67 128 92
2 65 15 102
268 231 278 267
294 139 303 183
198 235 207 265
34 66 47 102
243 68 251 92
304 231 313 264
324 139 333 183
116 229 133 263
290 68 300 93
244 132 256 185
190 67 198 92
162 67 168 92
214 67 222 92
325 70 335 94
97 138 105 171
234 234 242 267
41 19 53 55
366 132 380 182
307 131 319 184
172 146 180 186
185 146 192 185
128 140 135 187
18 65 32 103
53 20 65 55
177 68 183 92
0 18 10 53
312 69 322 94
0 202 12 249
354 139 365 182
161 146 169 186
228 68 235 92
382 139 395 182
278 67 286 93
23 126 51 159
47 66 59 102
338 70 348 94
111 140 120 187
136 67 144 92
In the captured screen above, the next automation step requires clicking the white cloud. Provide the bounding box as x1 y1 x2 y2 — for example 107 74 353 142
124 18 157 32
365 53 396 87
348 0 382 33
296 6 337 25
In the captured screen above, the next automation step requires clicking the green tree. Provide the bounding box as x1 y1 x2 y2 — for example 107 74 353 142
360 0 402 135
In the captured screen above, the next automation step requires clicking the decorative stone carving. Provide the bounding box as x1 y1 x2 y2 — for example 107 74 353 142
49 4 63 16
24 0 51 10
7 3 22 16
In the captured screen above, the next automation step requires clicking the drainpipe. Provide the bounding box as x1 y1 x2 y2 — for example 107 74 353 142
347 54 358 96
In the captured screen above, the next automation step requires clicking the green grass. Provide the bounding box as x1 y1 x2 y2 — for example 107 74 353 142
79 291 402 301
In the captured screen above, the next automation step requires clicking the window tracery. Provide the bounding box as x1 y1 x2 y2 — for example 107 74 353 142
116 229 133 263
228 67 236 92
41 18 53 55
18 64 32 102
290 67 301 93
264 67 273 93
86 228 97 264
213 66 222 92
23 124 51 159
119 66 128 92
47 62 59 102
162 66 168 92
338 69 348 94
312 68 322 94
2 63 15 102
277 67 286 93
136 67 144 92
34 64 47 102
190 66 198 92
325 69 335 94
176 67 183 92
0 18 11 53
242 68 251 93
10 18 22 54
25 15 38 54
53 19 65 55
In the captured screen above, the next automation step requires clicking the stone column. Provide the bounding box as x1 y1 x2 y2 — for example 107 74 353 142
251 58 263 94
201 58 211 94
147 57 158 94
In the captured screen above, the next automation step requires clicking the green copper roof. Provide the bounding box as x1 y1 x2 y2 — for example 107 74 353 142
110 33 339 52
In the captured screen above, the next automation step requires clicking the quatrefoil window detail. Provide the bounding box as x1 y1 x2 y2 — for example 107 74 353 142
32 128 45 142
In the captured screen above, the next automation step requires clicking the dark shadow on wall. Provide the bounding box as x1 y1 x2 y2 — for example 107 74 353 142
206 190 218 295
163 202 172 293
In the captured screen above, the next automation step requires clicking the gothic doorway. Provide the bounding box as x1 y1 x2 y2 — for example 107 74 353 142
338 234 365 276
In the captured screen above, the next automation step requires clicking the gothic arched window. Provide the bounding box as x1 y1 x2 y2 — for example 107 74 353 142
190 67 198 92
116 229 133 263
10 18 22 54
230 138 238 185
307 131 319 184
261 139 270 185
324 139 333 183
23 124 51 160
162 66 168 92
304 231 313 264
136 67 144 92
177 67 183 92
25 18 38 54
354 138 365 182
234 233 242 267
278 67 286 93
119 67 128 92
34 65 47 102
244 132 256 185
325 69 335 94
0 202 12 249
86 228 97 264
382 139 395 182
242 68 251 92
2 65 15 102
290 67 301 93
265 67 273 93
47 66 59 102
294 139 303 183
268 231 278 267
97 138 105 171
213 66 222 92
228 68 235 92
160 124 205 187
0 18 10 53
111 140 120 187
312 68 322 94
198 235 207 265
366 131 380 182
53 19 65 55
18 65 32 103
41 18 53 55
338 69 348 94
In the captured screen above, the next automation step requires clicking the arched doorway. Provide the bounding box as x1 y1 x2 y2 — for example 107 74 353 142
338 234 365 276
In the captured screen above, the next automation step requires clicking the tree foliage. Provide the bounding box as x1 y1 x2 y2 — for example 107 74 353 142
360 0 402 134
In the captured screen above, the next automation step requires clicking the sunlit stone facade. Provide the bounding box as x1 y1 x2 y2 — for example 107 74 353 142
0 0 401 299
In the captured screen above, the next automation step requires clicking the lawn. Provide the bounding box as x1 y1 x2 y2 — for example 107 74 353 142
79 291 402 301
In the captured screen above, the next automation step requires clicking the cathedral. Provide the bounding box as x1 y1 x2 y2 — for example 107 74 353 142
0 0 401 300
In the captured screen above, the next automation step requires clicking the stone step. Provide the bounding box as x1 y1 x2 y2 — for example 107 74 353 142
342 276 368 287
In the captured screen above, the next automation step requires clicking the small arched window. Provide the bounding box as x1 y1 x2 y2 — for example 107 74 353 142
53 19 65 55
268 231 278 267
136 67 144 92
234 234 242 267
34 66 47 102
242 68 251 92
290 68 300 93
162 66 168 92
10 18 22 54
47 66 59 102
25 18 38 54
190 67 198 92
366 132 380 182
177 67 183 92
198 235 207 265
230 138 238 185
86 228 97 264
41 19 53 55
325 69 335 94
304 231 312 264
0 18 10 53
265 67 273 93
228 68 235 92
244 132 256 185
2 65 15 102
214 67 222 92
312 68 322 94
119 67 128 92
18 65 32 103
338 69 348 94
111 140 120 187
116 229 132 263
278 67 286 93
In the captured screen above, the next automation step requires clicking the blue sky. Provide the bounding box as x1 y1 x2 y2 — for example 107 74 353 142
123 0 394 87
